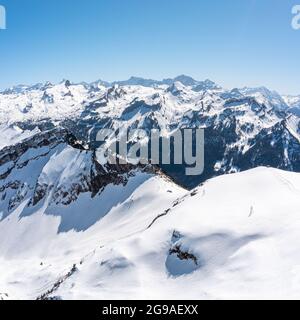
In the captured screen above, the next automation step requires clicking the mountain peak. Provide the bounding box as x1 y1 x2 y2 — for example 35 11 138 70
172 75 198 86
60 79 72 87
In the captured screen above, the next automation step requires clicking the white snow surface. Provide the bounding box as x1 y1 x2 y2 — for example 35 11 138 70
0 125 40 149
1 167 300 300
0 80 288 131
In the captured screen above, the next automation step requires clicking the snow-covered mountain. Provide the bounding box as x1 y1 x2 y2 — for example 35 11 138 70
1 75 299 187
2 167 300 299
283 95 300 116
1 75 300 299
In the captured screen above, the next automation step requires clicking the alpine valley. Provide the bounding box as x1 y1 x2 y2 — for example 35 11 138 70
1 75 300 300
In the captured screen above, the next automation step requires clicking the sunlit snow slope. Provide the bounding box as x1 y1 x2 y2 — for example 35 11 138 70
1 167 300 300
0 171 184 300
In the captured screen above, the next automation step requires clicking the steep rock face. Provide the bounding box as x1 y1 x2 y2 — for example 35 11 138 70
0 128 156 230
0 129 66 217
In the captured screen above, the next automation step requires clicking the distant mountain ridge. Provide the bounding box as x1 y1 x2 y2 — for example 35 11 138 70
0 75 300 189
1 74 221 93
2 75 298 112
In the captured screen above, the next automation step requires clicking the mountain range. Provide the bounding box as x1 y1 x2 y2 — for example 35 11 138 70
1 75 300 187
1 75 300 299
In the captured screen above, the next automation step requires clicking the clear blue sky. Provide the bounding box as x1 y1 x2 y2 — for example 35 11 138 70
0 0 299 94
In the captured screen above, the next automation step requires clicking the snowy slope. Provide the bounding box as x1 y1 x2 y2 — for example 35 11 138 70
283 95 300 109
53 167 300 300
0 81 98 124
0 124 40 149
283 95 300 117
1 167 300 299
0 170 185 300
46 167 300 300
